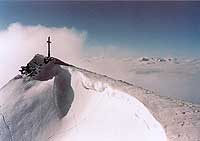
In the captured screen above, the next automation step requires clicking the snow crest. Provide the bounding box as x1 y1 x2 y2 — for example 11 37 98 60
0 66 167 141
48 68 167 141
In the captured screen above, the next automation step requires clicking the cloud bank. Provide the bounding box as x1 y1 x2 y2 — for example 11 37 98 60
0 22 135 87
0 23 86 87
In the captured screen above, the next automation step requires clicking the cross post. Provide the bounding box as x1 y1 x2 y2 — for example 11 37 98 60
47 36 51 58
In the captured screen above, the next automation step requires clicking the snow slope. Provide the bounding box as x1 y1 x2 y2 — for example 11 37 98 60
0 54 200 141
47 68 166 141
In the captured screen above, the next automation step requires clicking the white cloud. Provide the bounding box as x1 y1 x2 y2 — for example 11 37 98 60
0 23 87 87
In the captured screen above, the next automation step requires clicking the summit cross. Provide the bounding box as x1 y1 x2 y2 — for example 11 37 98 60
47 36 51 58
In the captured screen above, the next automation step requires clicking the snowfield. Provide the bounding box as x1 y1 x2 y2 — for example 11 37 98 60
0 54 200 141
48 69 166 141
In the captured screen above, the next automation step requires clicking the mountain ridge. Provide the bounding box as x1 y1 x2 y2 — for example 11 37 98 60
0 54 200 141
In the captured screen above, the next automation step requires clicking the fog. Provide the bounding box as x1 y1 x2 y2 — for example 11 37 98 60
0 23 134 87
0 23 86 87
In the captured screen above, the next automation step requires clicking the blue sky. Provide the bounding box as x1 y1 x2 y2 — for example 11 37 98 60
0 1 200 57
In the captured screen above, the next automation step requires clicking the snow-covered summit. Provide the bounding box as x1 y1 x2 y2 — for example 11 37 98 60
0 54 200 141
137 57 178 64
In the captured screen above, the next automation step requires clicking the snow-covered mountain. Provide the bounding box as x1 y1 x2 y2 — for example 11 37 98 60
137 57 178 64
0 54 200 141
